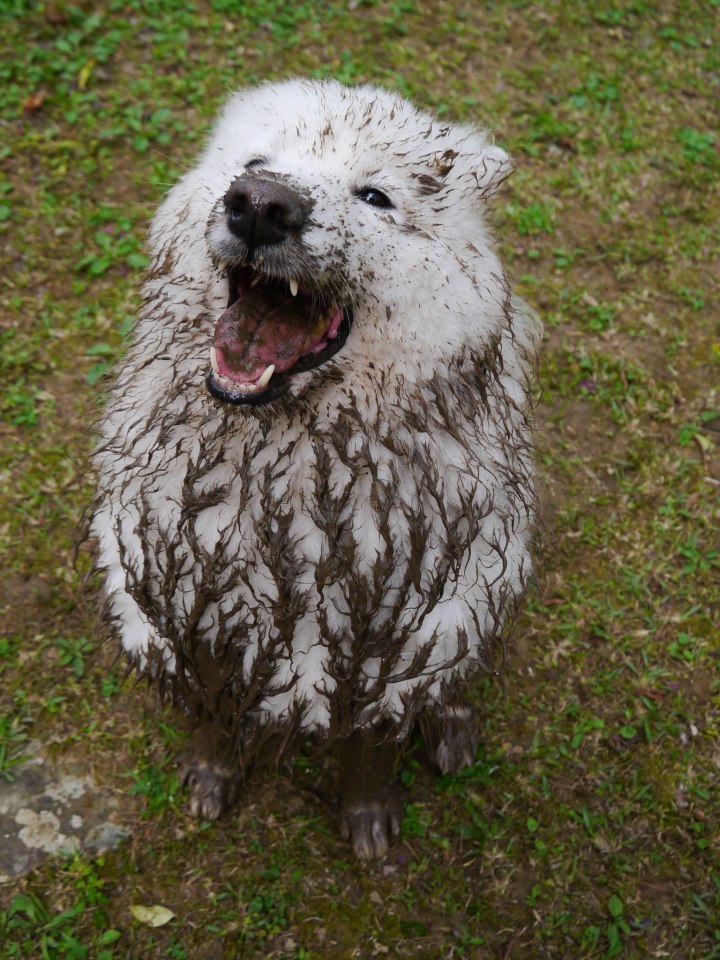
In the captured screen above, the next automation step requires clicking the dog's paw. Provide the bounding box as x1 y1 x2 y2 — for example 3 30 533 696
339 799 401 861
181 758 241 821
426 705 479 775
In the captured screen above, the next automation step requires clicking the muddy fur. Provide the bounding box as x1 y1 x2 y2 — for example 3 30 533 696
91 80 540 815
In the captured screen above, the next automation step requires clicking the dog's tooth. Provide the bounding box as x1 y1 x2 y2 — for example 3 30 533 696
289 278 299 297
210 345 220 375
218 260 228 273
256 364 275 390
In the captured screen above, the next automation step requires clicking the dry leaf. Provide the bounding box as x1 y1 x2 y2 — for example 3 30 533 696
22 92 47 114
130 904 176 927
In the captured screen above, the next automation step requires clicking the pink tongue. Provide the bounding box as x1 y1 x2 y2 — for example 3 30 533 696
213 287 317 383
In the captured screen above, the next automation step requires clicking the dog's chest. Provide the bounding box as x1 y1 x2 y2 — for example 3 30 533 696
140 410 456 613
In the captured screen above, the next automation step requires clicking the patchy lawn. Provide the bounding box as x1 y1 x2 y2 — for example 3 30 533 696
1 1 718 957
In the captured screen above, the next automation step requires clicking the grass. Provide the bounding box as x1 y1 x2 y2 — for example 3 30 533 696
0 0 718 957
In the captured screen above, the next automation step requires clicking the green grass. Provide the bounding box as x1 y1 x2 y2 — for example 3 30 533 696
1 0 719 957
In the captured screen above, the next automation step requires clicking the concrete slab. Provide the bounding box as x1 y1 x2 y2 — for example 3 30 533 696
0 744 130 884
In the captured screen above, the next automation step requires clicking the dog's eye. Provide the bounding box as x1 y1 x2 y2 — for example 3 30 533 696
355 187 394 209
245 157 267 169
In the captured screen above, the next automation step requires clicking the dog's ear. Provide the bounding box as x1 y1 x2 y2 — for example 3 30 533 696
472 142 512 199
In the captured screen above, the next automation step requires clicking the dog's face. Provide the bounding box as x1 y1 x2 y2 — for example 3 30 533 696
199 80 511 405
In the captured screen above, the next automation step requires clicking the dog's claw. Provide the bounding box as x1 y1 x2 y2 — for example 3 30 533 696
423 705 479 775
181 758 241 820
339 799 402 861
434 733 477 775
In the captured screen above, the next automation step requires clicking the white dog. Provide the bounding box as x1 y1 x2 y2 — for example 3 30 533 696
92 79 540 859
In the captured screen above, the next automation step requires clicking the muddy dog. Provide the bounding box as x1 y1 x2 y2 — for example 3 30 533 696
92 79 540 859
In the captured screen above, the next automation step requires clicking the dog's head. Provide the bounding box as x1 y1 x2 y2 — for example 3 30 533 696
193 80 511 406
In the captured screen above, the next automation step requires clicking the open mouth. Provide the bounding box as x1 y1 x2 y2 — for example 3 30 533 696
207 265 352 406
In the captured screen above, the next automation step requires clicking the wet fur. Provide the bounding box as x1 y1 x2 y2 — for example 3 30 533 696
92 80 540 832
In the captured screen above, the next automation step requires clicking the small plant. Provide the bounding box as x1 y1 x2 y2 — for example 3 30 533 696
605 894 631 957
100 671 121 697
679 535 718 575
506 199 557 235
569 73 621 109
676 127 717 167
552 247 582 269
585 302 615 331
668 632 702 662
54 636 94 677
401 802 432 840
674 284 705 311
688 873 720 950
0 710 31 780
1 381 42 427
0 861 121 960
129 761 180 816
85 343 117 386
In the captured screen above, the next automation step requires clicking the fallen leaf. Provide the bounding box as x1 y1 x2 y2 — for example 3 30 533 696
130 904 175 927
22 92 47 113
78 59 95 90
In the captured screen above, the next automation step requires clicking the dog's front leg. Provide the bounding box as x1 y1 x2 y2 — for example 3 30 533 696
181 722 242 821
338 724 403 860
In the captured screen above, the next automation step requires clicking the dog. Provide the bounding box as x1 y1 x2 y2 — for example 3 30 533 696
91 79 540 859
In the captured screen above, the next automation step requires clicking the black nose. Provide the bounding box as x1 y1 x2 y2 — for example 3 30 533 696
224 177 308 249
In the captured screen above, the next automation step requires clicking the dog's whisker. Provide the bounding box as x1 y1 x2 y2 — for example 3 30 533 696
149 147 192 170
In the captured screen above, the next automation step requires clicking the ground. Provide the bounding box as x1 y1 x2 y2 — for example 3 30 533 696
0 1 718 958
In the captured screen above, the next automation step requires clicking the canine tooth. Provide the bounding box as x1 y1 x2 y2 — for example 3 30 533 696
218 260 228 273
289 278 298 297
256 364 275 389
210 345 220 374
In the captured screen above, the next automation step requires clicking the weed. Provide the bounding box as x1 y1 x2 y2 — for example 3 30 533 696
675 127 717 167
668 632 703 663
605 894 632 957
679 535 718 575
54 637 94 678
401 803 432 840
552 247 583 269
506 199 557 235
0 860 120 960
585 301 615 331
100 672 121 697
0 710 31 780
85 343 117 386
129 761 180 817
569 73 621 110
674 284 705 311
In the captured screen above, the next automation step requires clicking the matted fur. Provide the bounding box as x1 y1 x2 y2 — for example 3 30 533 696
91 79 540 771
